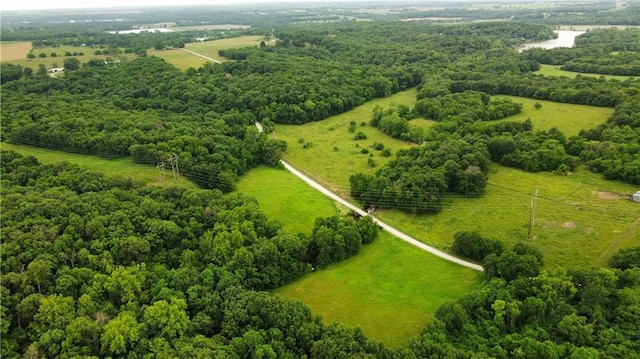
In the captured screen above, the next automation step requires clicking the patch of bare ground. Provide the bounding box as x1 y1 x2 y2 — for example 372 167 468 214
562 221 575 228
594 191 627 199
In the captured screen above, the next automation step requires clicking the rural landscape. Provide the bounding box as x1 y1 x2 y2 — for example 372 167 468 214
1 0 640 357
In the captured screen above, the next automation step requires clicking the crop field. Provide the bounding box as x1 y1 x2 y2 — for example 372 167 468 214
0 41 32 61
535 64 637 81
1 143 197 188
495 95 613 137
236 166 341 234
274 231 482 348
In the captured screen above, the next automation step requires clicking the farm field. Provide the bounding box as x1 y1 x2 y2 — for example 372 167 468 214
274 230 482 348
1 44 136 69
535 63 637 81
0 41 32 61
1 142 197 188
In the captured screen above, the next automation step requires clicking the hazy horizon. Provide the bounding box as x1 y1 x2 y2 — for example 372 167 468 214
1 0 377 12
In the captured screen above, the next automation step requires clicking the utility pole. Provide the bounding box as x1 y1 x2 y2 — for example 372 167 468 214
168 154 179 181
528 188 539 239
156 162 165 182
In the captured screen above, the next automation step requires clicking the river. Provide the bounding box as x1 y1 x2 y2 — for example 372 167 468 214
518 30 586 51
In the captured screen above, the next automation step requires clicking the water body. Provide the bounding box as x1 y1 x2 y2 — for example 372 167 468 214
518 30 586 51
108 28 174 35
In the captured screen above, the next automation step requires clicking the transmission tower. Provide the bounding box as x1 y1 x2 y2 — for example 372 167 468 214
168 154 180 181
156 162 166 182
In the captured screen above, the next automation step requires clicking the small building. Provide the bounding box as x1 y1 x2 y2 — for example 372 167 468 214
633 191 640 203
48 67 64 73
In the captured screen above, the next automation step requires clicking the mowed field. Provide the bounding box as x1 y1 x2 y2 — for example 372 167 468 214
535 64 637 81
237 166 482 348
1 142 198 189
273 91 638 269
274 231 482 348
150 36 271 70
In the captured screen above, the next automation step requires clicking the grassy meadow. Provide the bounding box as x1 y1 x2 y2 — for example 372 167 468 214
236 166 342 234
150 36 272 70
535 64 637 81
274 231 482 348
273 90 638 269
495 95 613 137
1 142 197 189
274 89 425 191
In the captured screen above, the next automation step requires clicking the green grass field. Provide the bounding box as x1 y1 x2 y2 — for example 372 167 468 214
273 91 637 269
236 166 341 234
150 36 272 70
495 95 613 137
184 36 270 62
373 164 639 269
535 64 637 81
1 142 197 188
274 230 482 348
274 89 423 191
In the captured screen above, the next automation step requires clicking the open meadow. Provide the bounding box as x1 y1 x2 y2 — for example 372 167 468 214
274 92 638 269
274 231 482 348
534 64 637 81
1 142 198 188
150 36 271 70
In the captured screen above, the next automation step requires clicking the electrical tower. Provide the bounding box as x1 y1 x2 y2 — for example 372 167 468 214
156 162 165 182
168 154 179 181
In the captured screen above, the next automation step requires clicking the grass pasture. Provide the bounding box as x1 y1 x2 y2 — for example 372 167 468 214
0 41 32 61
274 231 482 348
147 48 209 70
1 142 197 189
371 164 639 269
273 89 423 190
236 166 341 234
495 95 613 137
184 36 270 63
535 64 637 81
274 91 635 269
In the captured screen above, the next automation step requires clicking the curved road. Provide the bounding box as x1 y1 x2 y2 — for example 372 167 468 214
279 160 484 272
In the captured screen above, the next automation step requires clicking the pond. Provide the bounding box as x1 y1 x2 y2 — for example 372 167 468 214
518 30 586 51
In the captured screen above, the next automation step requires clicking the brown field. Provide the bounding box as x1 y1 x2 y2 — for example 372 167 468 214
0 42 32 61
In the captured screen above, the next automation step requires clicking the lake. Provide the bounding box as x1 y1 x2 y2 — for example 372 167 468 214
518 30 586 51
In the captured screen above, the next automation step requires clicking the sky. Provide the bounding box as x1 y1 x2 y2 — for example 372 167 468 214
0 0 354 11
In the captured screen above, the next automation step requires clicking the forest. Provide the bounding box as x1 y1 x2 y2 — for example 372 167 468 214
2 1 640 358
